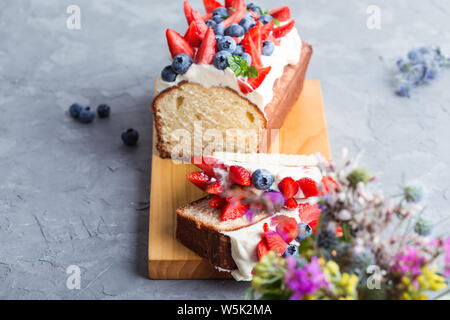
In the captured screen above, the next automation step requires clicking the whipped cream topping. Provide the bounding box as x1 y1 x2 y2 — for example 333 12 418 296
154 27 303 118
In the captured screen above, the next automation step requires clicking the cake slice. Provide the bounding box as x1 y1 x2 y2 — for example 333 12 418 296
152 1 312 158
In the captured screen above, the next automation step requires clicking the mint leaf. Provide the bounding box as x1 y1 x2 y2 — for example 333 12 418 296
246 66 259 78
227 55 259 78
273 18 280 26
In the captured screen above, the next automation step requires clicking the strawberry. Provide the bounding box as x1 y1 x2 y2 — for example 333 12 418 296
247 9 260 20
260 20 274 41
206 180 224 195
263 222 270 233
275 217 299 243
183 1 195 25
241 22 262 68
195 27 217 64
229 165 251 186
209 195 226 208
320 176 341 195
298 203 321 234
264 231 288 256
297 177 319 198
278 177 299 199
285 198 298 210
257 238 270 260
166 29 195 59
269 6 291 22
238 66 271 94
267 33 281 46
191 156 226 178
222 0 246 27
273 20 295 38
203 0 222 14
186 171 211 190
224 0 234 8
184 21 207 47
221 201 248 221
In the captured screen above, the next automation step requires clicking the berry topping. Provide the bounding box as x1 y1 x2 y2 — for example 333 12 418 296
217 36 237 53
206 180 224 195
233 43 245 56
213 23 226 36
264 231 288 256
205 19 217 29
239 16 256 33
251 169 274 190
214 50 232 70
296 222 313 242
229 165 251 186
269 6 291 22
275 216 299 243
161 65 178 82
121 128 139 146
195 27 217 64
166 29 195 59
225 23 245 37
260 20 274 41
258 14 273 25
241 22 262 67
298 203 321 233
187 171 211 190
97 104 111 118
221 201 248 221
222 0 247 27
183 1 195 25
69 103 83 118
273 20 295 38
297 177 319 198
208 195 226 208
262 40 275 56
79 107 95 123
172 54 193 74
283 244 299 257
278 177 299 199
241 52 252 66
203 0 222 14
285 198 298 210
184 20 208 48
191 156 226 178
246 3 262 15
238 66 271 94
257 238 270 260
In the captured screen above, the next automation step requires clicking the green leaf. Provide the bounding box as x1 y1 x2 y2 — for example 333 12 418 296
227 55 259 78
246 66 259 78
274 18 280 26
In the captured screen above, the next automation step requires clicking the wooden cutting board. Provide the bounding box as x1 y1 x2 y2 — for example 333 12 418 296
148 80 330 279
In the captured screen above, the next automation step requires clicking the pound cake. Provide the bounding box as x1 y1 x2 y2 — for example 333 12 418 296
176 152 339 280
152 0 312 158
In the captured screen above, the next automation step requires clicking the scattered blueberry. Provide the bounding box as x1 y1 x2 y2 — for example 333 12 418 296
214 23 225 36
225 23 245 37
262 40 275 56
213 7 228 23
296 223 313 242
233 44 244 56
171 54 193 75
214 51 231 70
121 128 139 146
215 35 224 42
69 103 83 118
161 65 177 82
217 36 236 53
205 19 217 29
251 169 274 190
241 53 252 66
97 104 110 118
239 16 256 32
79 107 95 124
258 14 273 25
247 3 262 15
283 244 299 257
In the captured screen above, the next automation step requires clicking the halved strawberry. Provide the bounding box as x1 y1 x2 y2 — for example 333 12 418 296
260 20 274 41
257 238 270 260
298 203 321 234
221 201 248 221
267 33 281 46
320 176 341 195
191 156 226 178
187 171 211 190
195 27 217 64
222 0 246 27
238 66 271 94
269 6 291 22
275 217 299 243
209 195 226 208
183 1 195 25
278 177 299 199
203 0 222 14
229 166 251 186
285 198 298 210
224 0 234 8
241 22 263 67
166 29 195 59
184 20 207 47
297 177 319 198
206 180 224 195
265 231 288 256
273 20 295 38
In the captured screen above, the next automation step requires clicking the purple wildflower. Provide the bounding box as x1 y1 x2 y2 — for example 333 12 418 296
391 246 426 277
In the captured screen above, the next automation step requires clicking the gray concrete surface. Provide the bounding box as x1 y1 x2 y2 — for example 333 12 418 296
0 0 449 299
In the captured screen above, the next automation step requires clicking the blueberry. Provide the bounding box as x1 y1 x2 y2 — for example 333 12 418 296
247 3 262 15
258 14 273 25
283 245 299 257
97 104 111 118
233 44 244 56
161 65 177 82
214 51 231 70
251 169 274 190
121 128 139 146
296 223 313 242
171 54 193 75
214 23 225 36
225 23 245 37
215 35 224 43
213 7 228 23
79 107 95 124
239 16 256 32
262 40 275 56
241 53 252 66
69 103 83 118
217 36 236 53
206 19 217 29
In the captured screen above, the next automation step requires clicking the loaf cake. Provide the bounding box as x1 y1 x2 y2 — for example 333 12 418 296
152 0 312 158
176 152 339 280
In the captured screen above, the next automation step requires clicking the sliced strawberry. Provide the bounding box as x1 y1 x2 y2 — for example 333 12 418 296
166 29 195 59
273 20 295 38
195 27 217 64
278 177 299 199
285 198 298 210
221 201 248 221
241 22 263 67
238 66 271 94
298 203 321 234
191 156 226 178
184 21 207 47
267 33 281 46
183 1 195 25
260 20 274 41
222 0 246 27
186 171 211 190
269 6 291 22
203 0 222 14
228 165 251 186
202 12 213 20
275 217 299 243
209 195 226 208
224 0 234 8
265 231 288 256
297 177 319 198
263 222 270 233
320 176 341 195
206 180 224 195
257 238 270 260
247 9 260 20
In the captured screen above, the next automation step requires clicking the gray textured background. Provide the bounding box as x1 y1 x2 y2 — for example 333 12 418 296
0 0 449 299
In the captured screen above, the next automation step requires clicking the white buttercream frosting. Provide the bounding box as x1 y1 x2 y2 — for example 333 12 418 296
154 27 303 118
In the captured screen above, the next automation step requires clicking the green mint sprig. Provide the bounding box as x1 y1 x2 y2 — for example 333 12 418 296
227 55 259 78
